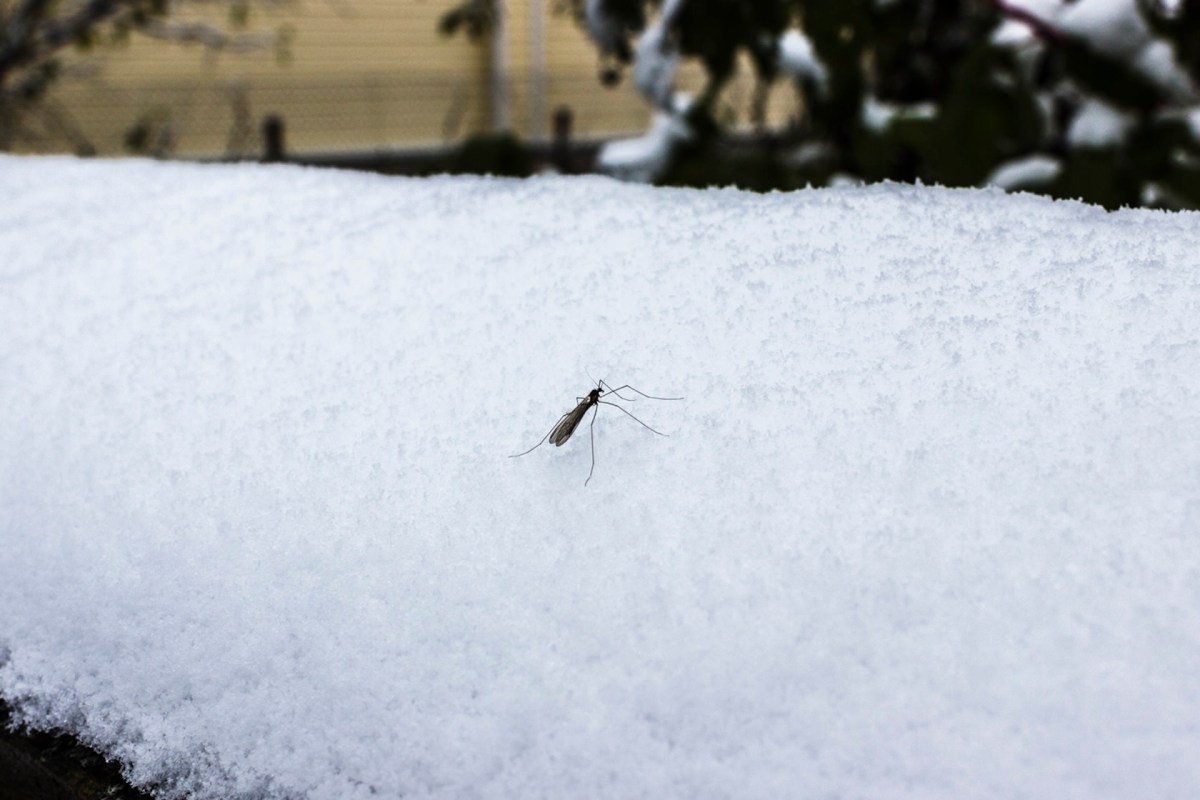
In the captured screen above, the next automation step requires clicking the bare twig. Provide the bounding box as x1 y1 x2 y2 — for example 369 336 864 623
986 0 1064 43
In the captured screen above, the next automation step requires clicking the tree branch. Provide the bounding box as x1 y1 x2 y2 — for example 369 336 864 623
140 18 278 52
0 0 122 78
987 0 1064 43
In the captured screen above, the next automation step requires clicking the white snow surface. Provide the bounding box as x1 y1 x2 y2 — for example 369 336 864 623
2 156 1200 800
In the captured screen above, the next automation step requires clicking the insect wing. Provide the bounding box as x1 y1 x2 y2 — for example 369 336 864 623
550 400 589 446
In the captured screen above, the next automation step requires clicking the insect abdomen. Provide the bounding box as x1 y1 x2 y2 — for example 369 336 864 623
550 402 589 446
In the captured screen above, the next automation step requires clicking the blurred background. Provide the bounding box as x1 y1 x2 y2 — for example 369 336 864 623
2 0 1198 209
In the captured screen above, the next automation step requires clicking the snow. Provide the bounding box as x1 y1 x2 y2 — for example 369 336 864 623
1067 98 1133 149
1134 40 1199 104
777 30 828 93
596 102 692 181
592 7 829 182
860 98 937 133
592 0 691 180
998 0 1199 103
631 0 686 110
1059 0 1152 59
984 154 1062 188
3 156 1200 800
631 25 679 110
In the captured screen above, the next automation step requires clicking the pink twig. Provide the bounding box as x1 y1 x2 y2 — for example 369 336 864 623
986 0 1064 43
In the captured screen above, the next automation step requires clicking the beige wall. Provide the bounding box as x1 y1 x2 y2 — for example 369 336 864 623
48 1 495 156
33 1 798 158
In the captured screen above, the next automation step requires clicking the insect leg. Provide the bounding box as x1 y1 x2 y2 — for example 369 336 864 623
601 381 684 401
510 410 570 458
584 403 600 486
597 400 669 436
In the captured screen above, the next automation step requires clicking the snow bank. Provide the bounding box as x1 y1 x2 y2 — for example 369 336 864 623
2 156 1199 800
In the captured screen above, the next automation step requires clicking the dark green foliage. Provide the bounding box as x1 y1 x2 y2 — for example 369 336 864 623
0 700 153 800
19 60 61 102
448 131 535 177
1053 34 1169 113
124 108 170 155
659 141 816 191
592 0 646 62
439 0 498 40
570 0 1200 208
796 2 867 137
1142 0 1200 85
229 0 251 30
914 45 1042 186
1049 149 1140 209
674 0 789 84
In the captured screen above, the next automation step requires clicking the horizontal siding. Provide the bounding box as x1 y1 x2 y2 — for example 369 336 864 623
96 0 481 77
29 1 800 157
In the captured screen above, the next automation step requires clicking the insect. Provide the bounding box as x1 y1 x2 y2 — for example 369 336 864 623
511 379 682 485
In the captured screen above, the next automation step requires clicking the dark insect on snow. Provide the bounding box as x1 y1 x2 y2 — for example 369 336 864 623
511 380 682 486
